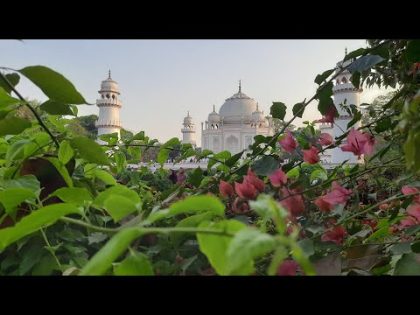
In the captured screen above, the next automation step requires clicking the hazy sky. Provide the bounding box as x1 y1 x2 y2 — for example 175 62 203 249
0 40 389 145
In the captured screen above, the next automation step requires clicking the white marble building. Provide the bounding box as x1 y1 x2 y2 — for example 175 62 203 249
200 81 274 154
318 57 363 167
96 71 122 143
181 111 196 147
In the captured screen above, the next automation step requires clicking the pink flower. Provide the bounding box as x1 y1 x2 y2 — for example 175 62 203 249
407 203 420 222
318 133 333 146
402 186 420 203
303 146 320 164
176 169 186 184
269 169 288 187
280 188 305 217
244 169 265 193
321 226 347 245
279 131 297 153
316 105 338 124
314 195 334 212
232 197 251 214
341 128 375 157
323 181 352 205
277 260 299 276
235 181 258 200
399 216 417 229
219 180 234 198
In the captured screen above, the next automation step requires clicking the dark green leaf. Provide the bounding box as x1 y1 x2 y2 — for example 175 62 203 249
347 111 362 129
411 241 420 253
270 102 287 120
405 40 420 63
314 69 334 85
292 102 305 118
19 66 87 104
187 167 203 188
252 155 279 176
0 203 81 250
344 48 366 61
347 55 385 73
297 239 315 257
0 73 20 94
374 117 392 133
157 137 180 165
70 136 109 165
350 72 361 89
40 100 74 116
0 117 31 136
394 253 420 275
390 242 412 255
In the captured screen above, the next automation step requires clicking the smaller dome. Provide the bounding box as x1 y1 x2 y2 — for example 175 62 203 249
100 70 120 94
184 111 194 125
208 105 221 123
251 103 265 123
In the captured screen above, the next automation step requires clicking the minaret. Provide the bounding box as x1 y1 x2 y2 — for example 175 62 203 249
320 50 363 166
96 70 122 143
181 111 196 147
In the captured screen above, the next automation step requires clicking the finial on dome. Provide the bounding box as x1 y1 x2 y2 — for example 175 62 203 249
256 102 259 111
239 80 242 93
345 47 348 56
213 104 216 112
187 110 190 117
108 69 111 79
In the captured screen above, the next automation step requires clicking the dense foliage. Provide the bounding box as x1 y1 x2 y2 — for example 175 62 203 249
0 40 419 275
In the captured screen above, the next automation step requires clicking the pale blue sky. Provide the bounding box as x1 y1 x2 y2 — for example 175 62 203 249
0 40 388 145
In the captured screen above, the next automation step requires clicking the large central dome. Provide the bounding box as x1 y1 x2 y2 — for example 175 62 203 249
219 83 258 124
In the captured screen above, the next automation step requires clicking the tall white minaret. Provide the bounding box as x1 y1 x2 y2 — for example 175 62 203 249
96 70 122 143
319 49 363 166
181 111 196 147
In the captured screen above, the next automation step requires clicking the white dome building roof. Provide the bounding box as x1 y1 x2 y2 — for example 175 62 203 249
251 103 265 122
208 105 221 123
219 81 258 124
100 70 120 94
184 111 194 125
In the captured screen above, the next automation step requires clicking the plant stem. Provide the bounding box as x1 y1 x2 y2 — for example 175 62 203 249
40 228 62 271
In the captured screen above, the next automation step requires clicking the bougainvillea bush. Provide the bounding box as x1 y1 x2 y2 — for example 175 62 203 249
0 39 419 275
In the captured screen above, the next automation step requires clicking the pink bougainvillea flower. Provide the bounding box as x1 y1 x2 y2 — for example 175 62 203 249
318 133 333 146
280 188 305 217
379 203 390 211
219 180 234 198
341 128 375 157
279 131 297 153
316 105 338 124
314 195 334 212
277 260 299 276
401 185 420 203
235 181 258 200
244 169 265 193
362 219 377 230
232 197 251 214
269 169 288 187
398 216 417 229
321 226 347 245
176 169 186 184
303 146 320 164
323 181 352 205
407 203 420 222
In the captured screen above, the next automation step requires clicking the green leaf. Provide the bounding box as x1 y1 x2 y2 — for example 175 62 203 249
0 188 36 215
113 251 154 275
405 40 420 63
157 137 180 165
80 227 143 275
252 155 279 176
104 195 138 222
93 185 141 208
58 140 74 165
310 168 328 182
292 102 305 118
290 241 316 275
347 55 385 73
94 169 117 186
132 131 145 141
0 117 31 136
187 167 203 188
350 72 361 89
374 117 392 133
297 239 315 257
114 151 127 173
286 166 300 179
0 203 81 250
18 66 87 104
411 241 420 253
51 187 93 205
249 194 288 234
40 100 74 116
147 195 225 224
226 228 276 274
197 220 247 275
343 48 366 61
208 150 231 169
270 102 287 120
44 157 73 188
404 127 420 172
316 82 334 115
0 87 21 108
314 69 334 85
99 133 119 146
390 242 412 255
0 73 20 94
0 175 40 193
394 253 420 275
70 136 109 165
